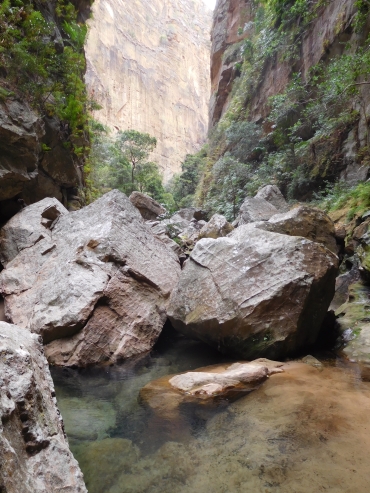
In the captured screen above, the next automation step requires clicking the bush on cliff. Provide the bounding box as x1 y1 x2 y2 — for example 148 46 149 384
0 0 90 144
193 0 370 218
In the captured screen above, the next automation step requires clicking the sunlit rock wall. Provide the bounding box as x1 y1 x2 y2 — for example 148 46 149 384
85 0 212 181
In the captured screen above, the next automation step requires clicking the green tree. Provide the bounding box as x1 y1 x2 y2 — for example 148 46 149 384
169 150 206 208
115 130 157 191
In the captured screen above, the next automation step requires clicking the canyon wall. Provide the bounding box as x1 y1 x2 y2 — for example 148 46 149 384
200 0 370 208
85 0 212 181
210 0 361 127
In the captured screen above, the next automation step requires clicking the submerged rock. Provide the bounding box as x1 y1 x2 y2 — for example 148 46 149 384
0 321 87 492
0 190 181 366
129 191 166 220
168 227 338 360
140 359 284 416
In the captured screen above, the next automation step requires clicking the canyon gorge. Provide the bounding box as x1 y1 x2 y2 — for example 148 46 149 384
1 0 370 492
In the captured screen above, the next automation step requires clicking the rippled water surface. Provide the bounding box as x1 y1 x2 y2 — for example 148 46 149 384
51 331 370 493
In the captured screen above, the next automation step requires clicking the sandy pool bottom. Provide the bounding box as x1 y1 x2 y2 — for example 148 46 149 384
57 360 370 493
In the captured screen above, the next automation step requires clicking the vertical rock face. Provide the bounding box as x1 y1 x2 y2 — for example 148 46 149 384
210 0 357 126
85 0 212 180
0 321 87 492
206 0 370 193
210 0 253 126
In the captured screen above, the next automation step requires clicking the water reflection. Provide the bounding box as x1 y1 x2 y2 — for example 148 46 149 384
51 332 370 493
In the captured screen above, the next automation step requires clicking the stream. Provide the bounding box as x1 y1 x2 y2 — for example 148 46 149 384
51 329 370 493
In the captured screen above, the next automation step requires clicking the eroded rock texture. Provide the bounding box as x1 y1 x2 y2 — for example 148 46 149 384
0 190 181 366
85 0 212 180
168 227 338 360
0 321 87 492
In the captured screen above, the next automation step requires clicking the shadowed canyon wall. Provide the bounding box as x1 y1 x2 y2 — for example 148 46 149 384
85 0 212 181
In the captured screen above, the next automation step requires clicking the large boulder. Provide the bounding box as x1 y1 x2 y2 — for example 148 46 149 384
176 207 208 222
129 191 165 220
255 185 289 212
168 227 338 360
198 214 234 240
247 205 338 254
0 321 87 492
0 190 181 366
235 197 278 225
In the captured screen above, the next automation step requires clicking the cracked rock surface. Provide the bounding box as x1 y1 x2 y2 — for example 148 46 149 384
168 226 338 360
0 321 87 492
0 190 181 366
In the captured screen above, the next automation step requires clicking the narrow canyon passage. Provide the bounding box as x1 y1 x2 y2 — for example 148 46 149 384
1 0 370 492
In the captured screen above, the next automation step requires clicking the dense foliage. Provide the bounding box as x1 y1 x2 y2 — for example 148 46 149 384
185 0 370 220
0 0 91 144
168 149 207 208
85 123 175 210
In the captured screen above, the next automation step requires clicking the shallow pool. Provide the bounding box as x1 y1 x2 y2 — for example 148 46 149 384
51 330 370 493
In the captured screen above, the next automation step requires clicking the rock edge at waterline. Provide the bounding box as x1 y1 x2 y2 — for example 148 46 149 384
0 321 87 492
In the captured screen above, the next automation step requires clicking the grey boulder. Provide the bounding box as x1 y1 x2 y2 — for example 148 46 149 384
255 185 289 212
0 321 87 492
235 197 278 225
245 205 338 254
199 214 233 240
129 191 165 220
0 190 181 366
168 227 338 360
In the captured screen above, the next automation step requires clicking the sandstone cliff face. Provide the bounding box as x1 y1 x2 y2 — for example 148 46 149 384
85 0 212 181
209 0 370 186
211 0 358 125
0 99 84 222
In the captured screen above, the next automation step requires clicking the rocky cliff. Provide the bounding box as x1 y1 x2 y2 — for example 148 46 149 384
195 0 370 217
210 0 363 129
85 0 212 181
0 0 89 224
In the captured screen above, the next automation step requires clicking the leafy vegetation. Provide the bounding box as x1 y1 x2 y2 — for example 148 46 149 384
168 150 207 209
191 0 370 218
85 123 175 210
313 181 370 220
0 0 90 144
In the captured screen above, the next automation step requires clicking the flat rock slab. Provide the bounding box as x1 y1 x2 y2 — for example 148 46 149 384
168 227 338 360
0 190 181 366
0 321 87 492
140 359 284 418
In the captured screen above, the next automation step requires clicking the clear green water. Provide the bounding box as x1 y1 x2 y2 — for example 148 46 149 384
51 330 370 493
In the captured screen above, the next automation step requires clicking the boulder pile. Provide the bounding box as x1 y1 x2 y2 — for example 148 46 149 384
0 190 181 366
